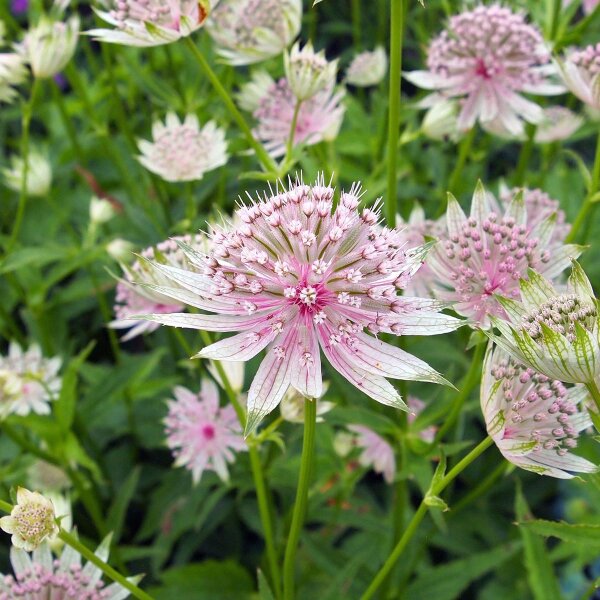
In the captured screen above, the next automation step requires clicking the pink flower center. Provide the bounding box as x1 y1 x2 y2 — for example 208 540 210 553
201 424 216 440
474 58 491 80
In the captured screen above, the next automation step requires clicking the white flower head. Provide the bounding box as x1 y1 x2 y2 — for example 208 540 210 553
89 196 115 225
20 16 79 79
87 0 217 47
557 43 600 110
106 238 135 262
488 262 600 386
534 106 583 143
137 113 228 182
3 151 52 197
346 47 387 87
236 70 276 112
280 381 333 423
284 41 338 101
207 0 302 66
0 488 58 551
0 53 27 104
420 96 462 142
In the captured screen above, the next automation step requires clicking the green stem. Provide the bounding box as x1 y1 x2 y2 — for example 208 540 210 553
385 0 404 227
360 436 494 600
184 38 278 175
51 79 84 158
446 127 475 195
432 342 485 445
513 124 536 186
282 398 317 600
549 0 562 42
7 78 40 252
585 379 600 414
284 101 302 170
351 0 362 47
451 461 508 514
566 129 600 243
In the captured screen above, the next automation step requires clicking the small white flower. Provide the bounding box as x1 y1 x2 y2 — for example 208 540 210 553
557 43 600 110
284 41 338 101
534 106 583 143
89 196 115 225
106 238 135 262
0 488 59 551
207 0 302 66
346 47 387 87
3 151 52 197
280 382 333 423
421 97 462 142
0 53 27 104
137 113 228 182
20 16 79 79
236 70 276 112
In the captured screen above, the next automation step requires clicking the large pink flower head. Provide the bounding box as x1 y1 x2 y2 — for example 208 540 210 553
110 236 202 341
405 4 563 135
427 183 580 328
481 344 596 479
0 537 132 599
164 378 246 483
138 176 462 434
558 43 600 109
243 73 345 157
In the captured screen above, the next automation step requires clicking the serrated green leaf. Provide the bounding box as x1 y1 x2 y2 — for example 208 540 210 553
518 519 600 546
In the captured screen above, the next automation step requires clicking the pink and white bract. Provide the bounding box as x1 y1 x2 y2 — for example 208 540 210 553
0 537 134 599
348 425 396 484
87 0 216 47
405 4 563 136
137 177 462 434
481 344 596 479
427 183 580 328
558 43 600 110
164 378 246 483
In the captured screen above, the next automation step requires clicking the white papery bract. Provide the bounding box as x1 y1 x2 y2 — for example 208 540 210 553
0 536 135 599
207 0 301 65
534 107 583 143
489 263 600 387
137 113 227 182
481 343 596 478
3 151 52 197
21 16 79 78
427 182 581 328
0 343 61 419
558 43 600 110
134 176 462 434
87 0 217 47
420 97 462 142
284 41 338 101
345 47 387 87
0 53 27 104
405 4 564 136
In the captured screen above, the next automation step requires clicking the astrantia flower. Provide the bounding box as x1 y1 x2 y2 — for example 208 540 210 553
481 343 596 478
110 236 202 341
407 396 437 443
0 489 58 551
0 53 27 104
405 4 564 135
87 0 216 47
284 41 338 101
164 378 246 483
489 263 600 388
0 536 135 599
206 0 301 66
249 75 345 157
3 151 52 197
420 97 462 142
137 113 227 182
427 183 580 327
345 47 387 87
348 425 396 484
136 177 462 433
0 343 61 418
20 16 79 78
534 106 583 143
558 43 600 110
280 382 334 423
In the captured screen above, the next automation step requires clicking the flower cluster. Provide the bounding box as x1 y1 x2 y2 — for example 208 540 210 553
284 41 337 101
0 343 61 418
0 52 26 104
345 47 387 87
3 151 52 197
406 4 563 135
558 43 600 110
135 177 462 433
207 0 301 65
481 344 596 478
137 113 228 182
164 378 246 483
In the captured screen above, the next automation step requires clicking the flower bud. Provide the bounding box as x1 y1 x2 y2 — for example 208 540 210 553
89 196 115 225
346 47 387 87
106 238 135 262
284 41 337 101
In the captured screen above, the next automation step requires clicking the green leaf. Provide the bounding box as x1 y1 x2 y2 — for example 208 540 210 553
257 570 276 600
515 483 562 600
0 246 70 274
518 519 600 546
148 561 254 599
106 467 140 544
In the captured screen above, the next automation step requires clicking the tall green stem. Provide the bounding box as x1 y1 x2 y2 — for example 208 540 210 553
7 78 40 252
385 0 404 227
446 127 475 196
360 436 494 600
549 0 562 41
284 101 302 170
513 124 536 186
585 379 600 415
282 398 317 600
351 0 362 47
566 129 600 243
185 39 278 175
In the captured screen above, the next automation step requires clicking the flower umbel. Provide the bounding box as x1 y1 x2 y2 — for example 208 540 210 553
405 4 563 135
137 113 228 182
136 176 462 434
284 41 338 101
87 0 216 47
481 343 596 478
164 378 246 483
0 53 27 104
558 43 600 110
345 47 387 87
3 151 52 197
206 0 302 66
427 183 580 327
0 489 58 551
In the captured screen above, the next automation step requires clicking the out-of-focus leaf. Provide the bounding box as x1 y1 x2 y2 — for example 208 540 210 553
0 246 71 274
107 466 140 544
257 570 275 600
518 519 600 546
